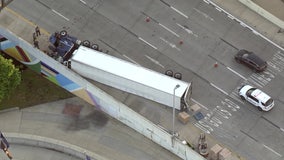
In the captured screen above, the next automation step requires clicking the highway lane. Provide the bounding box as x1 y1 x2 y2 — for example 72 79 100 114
7 0 284 159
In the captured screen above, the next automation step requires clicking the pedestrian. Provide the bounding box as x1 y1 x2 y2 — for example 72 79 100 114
32 32 36 42
34 40 39 49
35 26 41 36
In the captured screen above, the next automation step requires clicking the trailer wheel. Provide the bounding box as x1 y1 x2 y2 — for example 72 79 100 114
165 70 173 77
91 44 99 50
82 40 90 47
60 30 67 37
174 72 182 80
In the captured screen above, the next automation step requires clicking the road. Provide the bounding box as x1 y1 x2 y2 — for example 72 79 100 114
7 0 284 160
0 144 81 160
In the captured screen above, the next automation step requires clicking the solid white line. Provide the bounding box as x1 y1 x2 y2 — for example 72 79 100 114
191 98 208 110
228 15 234 20
210 83 228 95
138 37 157 50
159 23 180 37
80 0 86 5
145 55 165 68
215 7 222 12
170 6 188 19
52 9 70 21
123 54 140 65
263 144 282 157
227 67 247 80
280 128 284 132
203 0 209 4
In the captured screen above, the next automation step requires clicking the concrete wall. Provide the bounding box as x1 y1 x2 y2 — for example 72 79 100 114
0 28 205 160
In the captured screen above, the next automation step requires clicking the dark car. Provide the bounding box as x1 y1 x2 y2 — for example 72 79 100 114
235 49 267 72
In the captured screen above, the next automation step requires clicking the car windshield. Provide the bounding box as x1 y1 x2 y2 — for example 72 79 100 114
262 98 274 106
246 88 256 96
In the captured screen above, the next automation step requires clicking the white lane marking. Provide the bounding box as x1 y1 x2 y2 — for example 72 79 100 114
52 9 70 21
80 0 87 5
159 23 180 37
193 8 214 21
194 123 211 134
247 79 263 88
159 37 181 51
123 54 140 65
228 15 234 20
263 144 282 157
145 55 165 68
280 128 284 132
170 6 188 19
203 0 209 4
227 67 247 80
210 83 228 95
138 37 157 50
215 7 222 12
229 94 245 104
191 98 208 110
176 23 198 37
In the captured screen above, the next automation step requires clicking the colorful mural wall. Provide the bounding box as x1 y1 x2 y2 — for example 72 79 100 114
0 34 100 108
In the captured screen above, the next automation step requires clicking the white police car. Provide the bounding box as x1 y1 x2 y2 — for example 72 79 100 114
239 85 274 111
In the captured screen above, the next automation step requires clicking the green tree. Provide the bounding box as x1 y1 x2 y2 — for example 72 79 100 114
0 55 21 102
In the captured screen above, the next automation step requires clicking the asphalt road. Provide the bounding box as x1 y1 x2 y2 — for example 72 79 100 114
0 144 81 160
7 0 284 160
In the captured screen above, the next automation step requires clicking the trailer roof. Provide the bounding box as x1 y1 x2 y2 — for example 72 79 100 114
71 46 190 97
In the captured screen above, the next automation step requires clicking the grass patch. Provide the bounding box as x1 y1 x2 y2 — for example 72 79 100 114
0 68 74 110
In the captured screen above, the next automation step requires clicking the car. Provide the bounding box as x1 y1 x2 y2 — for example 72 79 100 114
235 49 267 72
238 84 274 111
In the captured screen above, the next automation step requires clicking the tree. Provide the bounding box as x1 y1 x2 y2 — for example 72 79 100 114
0 55 21 102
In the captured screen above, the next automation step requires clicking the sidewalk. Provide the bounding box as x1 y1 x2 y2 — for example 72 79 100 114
211 0 284 50
0 97 180 160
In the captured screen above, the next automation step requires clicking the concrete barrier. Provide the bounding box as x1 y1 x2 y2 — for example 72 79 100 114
239 0 284 29
4 132 109 160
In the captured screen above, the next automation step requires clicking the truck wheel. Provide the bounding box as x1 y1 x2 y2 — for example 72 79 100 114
257 107 262 111
82 40 90 47
91 44 99 50
60 30 67 37
235 58 241 63
165 70 173 77
240 95 245 100
174 72 182 80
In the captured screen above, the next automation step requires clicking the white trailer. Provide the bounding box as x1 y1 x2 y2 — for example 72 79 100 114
70 46 192 110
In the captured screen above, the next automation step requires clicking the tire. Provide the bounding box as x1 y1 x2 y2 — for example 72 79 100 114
165 70 173 77
257 107 262 111
174 72 182 80
235 58 241 63
240 95 245 100
60 30 67 37
82 40 90 47
91 44 99 50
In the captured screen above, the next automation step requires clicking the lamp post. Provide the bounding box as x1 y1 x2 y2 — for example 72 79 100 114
172 84 180 147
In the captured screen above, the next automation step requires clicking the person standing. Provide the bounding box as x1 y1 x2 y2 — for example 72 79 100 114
34 40 39 49
32 32 36 42
35 26 41 36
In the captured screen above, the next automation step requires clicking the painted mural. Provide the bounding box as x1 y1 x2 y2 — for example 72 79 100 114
0 34 99 108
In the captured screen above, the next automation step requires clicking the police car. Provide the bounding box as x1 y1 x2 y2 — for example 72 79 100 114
239 85 274 111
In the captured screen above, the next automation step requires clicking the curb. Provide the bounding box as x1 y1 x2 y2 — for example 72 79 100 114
3 132 110 160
